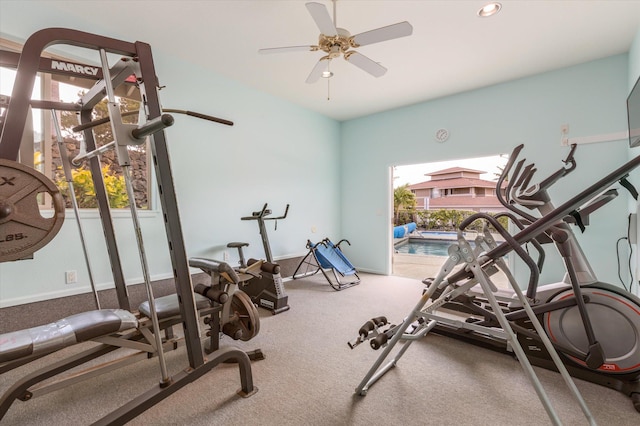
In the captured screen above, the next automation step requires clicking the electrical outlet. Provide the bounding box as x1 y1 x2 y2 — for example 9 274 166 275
560 123 569 135
311 226 317 233
65 270 77 284
223 251 229 261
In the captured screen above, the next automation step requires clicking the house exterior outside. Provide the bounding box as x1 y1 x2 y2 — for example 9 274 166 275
407 167 507 213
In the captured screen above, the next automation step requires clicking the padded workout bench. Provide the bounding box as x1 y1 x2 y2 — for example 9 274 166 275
0 292 223 417
0 309 138 367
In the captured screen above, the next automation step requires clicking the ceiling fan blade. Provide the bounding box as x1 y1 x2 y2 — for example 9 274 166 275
344 52 387 78
352 21 413 47
259 45 316 54
306 58 329 84
306 2 337 36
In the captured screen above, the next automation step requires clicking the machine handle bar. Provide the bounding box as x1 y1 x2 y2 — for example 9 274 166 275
131 113 174 139
525 143 577 196
71 114 174 165
163 109 233 126
242 203 290 221
72 109 231 133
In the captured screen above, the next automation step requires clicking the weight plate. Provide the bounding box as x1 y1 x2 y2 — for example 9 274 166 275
0 159 65 262
545 286 640 373
230 289 260 341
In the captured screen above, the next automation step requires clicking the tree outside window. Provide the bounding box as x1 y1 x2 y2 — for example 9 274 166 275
52 90 148 209
0 47 149 211
394 184 417 225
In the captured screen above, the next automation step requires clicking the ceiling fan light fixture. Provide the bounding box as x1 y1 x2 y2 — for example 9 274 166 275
477 2 502 17
260 1 412 91
322 59 334 78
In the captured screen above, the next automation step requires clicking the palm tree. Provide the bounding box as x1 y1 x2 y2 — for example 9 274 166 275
394 184 416 224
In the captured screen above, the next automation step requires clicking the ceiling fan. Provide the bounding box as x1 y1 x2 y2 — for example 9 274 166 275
259 0 413 83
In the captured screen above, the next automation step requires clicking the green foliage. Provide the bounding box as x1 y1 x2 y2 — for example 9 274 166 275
396 210 415 225
54 94 147 209
58 166 129 208
394 184 416 210
60 96 141 145
394 184 417 224
411 209 509 233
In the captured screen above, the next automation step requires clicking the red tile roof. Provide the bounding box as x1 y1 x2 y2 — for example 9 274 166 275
409 176 505 190
427 167 486 176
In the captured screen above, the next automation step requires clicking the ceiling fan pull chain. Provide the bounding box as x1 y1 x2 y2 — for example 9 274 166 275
327 58 331 100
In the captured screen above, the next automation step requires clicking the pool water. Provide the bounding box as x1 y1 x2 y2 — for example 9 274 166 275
419 231 459 239
395 239 457 257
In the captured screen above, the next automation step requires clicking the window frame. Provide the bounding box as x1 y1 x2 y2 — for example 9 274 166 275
0 38 154 213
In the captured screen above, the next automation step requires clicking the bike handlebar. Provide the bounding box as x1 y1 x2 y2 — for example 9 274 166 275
242 203 290 221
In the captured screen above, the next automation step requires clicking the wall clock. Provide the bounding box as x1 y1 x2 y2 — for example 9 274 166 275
435 128 449 142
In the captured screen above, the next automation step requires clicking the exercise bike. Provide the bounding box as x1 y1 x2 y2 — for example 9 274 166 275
350 143 640 416
227 203 290 315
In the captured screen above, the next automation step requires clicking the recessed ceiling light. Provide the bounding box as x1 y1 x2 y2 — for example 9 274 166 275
477 2 502 17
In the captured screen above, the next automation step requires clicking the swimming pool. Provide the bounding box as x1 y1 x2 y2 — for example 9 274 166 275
394 239 458 257
419 231 458 239
418 231 475 240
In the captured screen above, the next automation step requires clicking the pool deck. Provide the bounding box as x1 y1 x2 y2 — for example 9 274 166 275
392 230 510 288
392 253 444 281
392 252 509 289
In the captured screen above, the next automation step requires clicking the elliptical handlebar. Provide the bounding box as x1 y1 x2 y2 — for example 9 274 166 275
496 145 539 221
459 212 541 298
496 144 522 210
512 144 578 205
522 143 576 198
497 143 579 221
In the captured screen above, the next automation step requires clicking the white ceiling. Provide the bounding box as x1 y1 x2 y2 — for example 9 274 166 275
44 0 640 121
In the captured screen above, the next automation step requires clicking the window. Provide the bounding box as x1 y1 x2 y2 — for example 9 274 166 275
0 39 150 210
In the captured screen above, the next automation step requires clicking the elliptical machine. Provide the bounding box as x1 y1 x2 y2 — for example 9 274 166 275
350 143 640 414
428 144 640 410
499 144 640 407
227 204 290 315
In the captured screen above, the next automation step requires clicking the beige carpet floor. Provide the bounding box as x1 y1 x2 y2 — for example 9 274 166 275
1 272 638 425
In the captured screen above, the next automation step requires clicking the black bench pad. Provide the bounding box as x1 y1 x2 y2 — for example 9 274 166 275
0 309 137 363
138 293 211 320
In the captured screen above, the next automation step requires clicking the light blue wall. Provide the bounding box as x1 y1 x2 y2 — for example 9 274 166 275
341 55 631 287
1 1 638 306
0 2 341 306
626 28 640 293
628 29 640 91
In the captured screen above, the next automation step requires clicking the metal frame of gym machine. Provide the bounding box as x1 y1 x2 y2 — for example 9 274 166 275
351 130 640 423
0 27 256 424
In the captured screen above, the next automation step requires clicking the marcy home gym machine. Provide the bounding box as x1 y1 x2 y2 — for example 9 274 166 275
350 135 640 424
0 28 257 424
226 203 290 315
